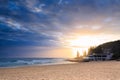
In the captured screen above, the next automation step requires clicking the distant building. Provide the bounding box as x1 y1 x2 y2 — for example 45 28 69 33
84 53 113 61
84 49 113 61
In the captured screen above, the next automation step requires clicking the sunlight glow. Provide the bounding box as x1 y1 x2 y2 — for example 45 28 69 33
72 48 88 57
69 36 109 57
70 36 103 48
61 34 120 58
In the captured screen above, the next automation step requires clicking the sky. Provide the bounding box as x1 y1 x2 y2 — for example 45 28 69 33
0 0 120 58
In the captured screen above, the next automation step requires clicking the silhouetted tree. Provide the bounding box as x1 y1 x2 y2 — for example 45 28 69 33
76 51 80 58
88 46 95 55
83 51 87 57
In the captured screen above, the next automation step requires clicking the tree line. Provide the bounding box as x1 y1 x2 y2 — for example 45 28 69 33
88 40 120 59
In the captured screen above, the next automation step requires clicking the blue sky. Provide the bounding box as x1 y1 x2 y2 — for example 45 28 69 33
0 0 120 58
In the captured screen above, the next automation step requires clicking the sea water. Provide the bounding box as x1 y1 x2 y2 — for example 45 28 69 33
0 58 73 68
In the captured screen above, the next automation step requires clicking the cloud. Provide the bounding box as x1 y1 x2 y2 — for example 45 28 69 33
0 0 120 57
104 17 112 23
58 0 63 5
0 0 120 47
0 16 28 31
92 26 102 30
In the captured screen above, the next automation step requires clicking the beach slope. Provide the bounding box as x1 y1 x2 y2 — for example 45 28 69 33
0 61 120 80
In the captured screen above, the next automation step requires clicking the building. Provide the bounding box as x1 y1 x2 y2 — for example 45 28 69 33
84 53 113 61
83 48 113 61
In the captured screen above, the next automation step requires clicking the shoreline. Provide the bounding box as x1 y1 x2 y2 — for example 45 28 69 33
0 61 120 80
0 58 74 68
0 60 118 69
0 61 76 69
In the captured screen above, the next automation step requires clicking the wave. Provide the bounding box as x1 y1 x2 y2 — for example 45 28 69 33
0 58 69 67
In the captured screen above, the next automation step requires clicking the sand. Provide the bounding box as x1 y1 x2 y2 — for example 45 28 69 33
0 61 120 80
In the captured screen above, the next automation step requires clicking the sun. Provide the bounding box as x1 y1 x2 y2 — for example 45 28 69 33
70 36 101 48
69 36 104 57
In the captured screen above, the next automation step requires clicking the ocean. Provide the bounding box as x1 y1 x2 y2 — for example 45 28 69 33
0 58 73 68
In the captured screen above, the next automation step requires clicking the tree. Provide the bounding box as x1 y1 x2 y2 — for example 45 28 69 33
88 46 95 55
76 51 80 58
83 51 87 57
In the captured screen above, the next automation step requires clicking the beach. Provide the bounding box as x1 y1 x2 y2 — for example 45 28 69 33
0 61 120 80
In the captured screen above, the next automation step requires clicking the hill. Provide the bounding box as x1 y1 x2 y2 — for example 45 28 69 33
88 40 120 59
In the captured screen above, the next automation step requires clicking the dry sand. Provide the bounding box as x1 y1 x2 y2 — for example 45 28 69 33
0 61 120 80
